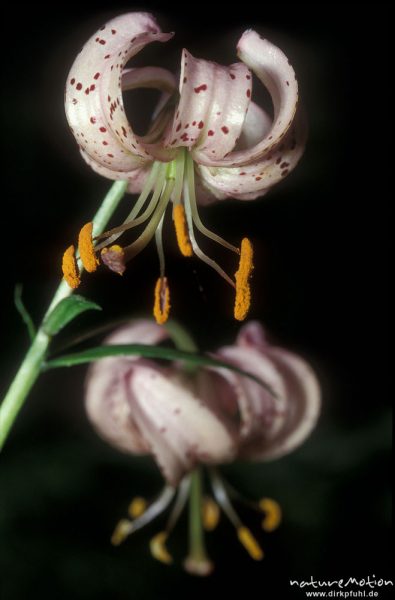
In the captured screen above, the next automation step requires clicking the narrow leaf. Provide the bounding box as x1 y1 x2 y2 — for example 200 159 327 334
42 295 102 336
44 344 277 397
14 284 36 341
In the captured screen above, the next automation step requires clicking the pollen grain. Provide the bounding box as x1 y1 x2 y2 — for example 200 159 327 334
173 204 193 257
234 237 254 321
78 222 99 273
62 245 80 289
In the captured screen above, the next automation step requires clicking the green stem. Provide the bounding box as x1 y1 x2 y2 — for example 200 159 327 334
0 180 128 450
165 320 198 354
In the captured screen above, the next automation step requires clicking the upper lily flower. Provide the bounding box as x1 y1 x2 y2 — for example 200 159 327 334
85 319 320 573
62 12 306 323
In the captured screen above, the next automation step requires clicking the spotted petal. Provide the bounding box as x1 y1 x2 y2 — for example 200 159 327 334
194 30 300 168
126 366 236 485
196 106 306 200
76 63 177 190
80 150 151 193
164 49 252 161
65 13 175 174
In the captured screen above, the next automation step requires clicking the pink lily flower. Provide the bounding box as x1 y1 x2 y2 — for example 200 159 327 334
63 12 306 323
85 319 320 573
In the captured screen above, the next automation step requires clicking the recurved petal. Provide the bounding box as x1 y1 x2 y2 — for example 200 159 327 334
84 321 170 454
65 12 174 173
214 346 288 442
85 358 149 455
239 347 321 461
164 49 251 161
193 30 300 168
80 149 151 193
236 320 268 350
236 101 272 151
211 323 320 461
122 66 176 122
104 320 170 347
126 366 237 485
196 106 306 200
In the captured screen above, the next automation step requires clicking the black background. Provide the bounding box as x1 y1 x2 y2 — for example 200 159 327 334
0 2 391 599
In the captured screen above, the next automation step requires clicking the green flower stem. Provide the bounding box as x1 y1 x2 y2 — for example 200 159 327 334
165 320 198 354
0 180 128 450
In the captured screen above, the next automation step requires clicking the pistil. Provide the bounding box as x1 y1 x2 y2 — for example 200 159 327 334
184 468 213 576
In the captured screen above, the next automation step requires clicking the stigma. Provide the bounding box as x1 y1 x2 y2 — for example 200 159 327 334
61 150 254 323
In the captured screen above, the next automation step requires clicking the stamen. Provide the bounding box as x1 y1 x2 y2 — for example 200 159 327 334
166 476 191 533
78 222 99 273
111 519 133 546
128 497 147 519
101 245 126 275
209 469 242 529
111 486 175 546
153 277 170 325
210 468 264 560
62 245 80 289
155 214 166 280
183 180 235 288
121 170 175 260
234 237 254 321
259 498 282 532
95 162 164 248
202 497 220 531
173 204 193 257
151 479 190 567
129 486 175 532
237 526 264 561
171 149 186 206
150 531 173 564
185 151 238 253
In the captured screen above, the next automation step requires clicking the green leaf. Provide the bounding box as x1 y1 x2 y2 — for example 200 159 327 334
14 284 36 341
44 344 276 397
42 295 102 336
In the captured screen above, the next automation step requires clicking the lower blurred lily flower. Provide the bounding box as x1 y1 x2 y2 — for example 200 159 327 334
85 320 320 574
